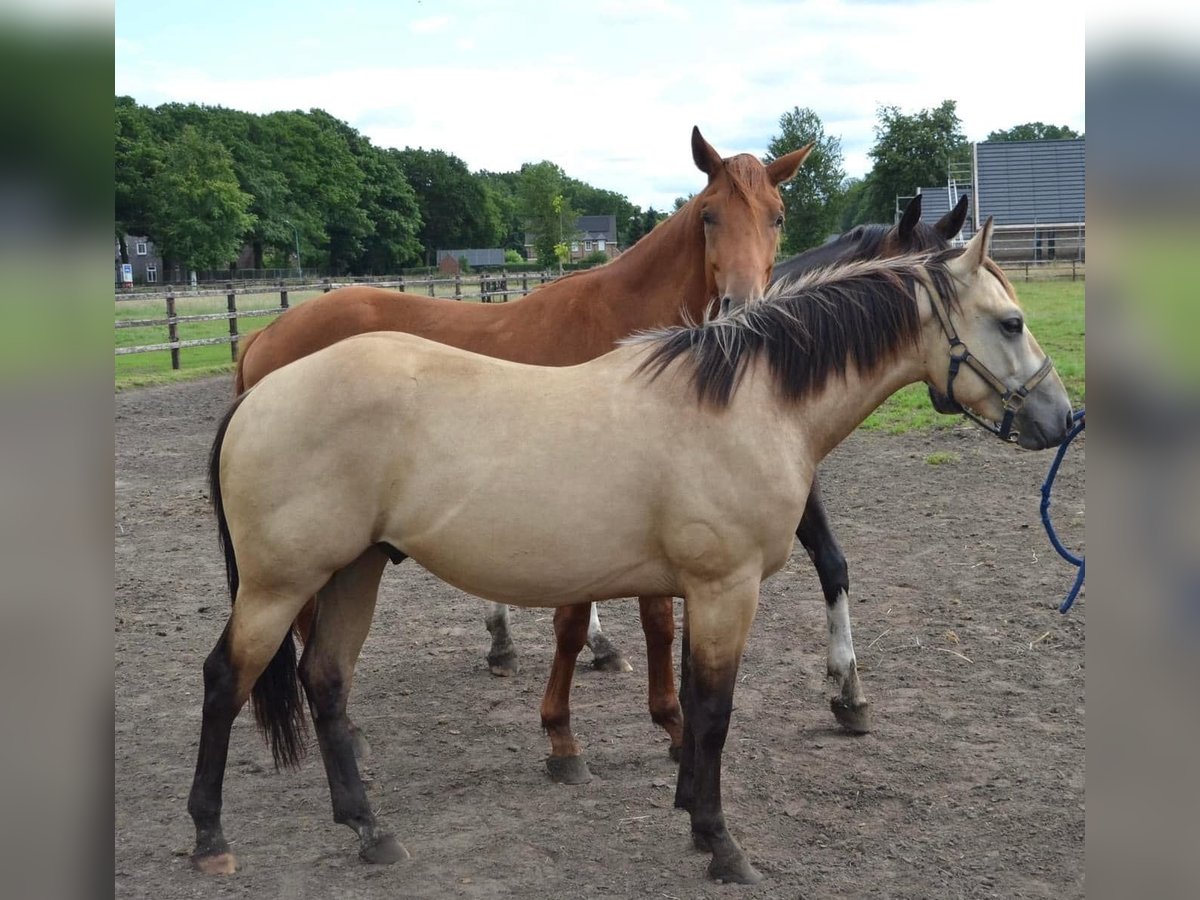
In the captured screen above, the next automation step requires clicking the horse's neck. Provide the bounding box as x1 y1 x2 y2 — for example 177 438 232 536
747 333 929 466
520 208 709 339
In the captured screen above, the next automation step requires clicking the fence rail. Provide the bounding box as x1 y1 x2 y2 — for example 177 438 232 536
115 262 1082 371
115 272 554 368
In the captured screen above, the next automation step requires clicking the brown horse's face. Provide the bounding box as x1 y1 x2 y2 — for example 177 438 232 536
690 128 812 314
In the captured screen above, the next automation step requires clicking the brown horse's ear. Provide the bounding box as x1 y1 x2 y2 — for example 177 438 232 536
950 216 993 277
935 193 969 239
897 193 923 241
766 142 813 186
691 127 725 182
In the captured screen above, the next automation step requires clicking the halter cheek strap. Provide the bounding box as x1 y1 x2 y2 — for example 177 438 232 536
932 296 1055 442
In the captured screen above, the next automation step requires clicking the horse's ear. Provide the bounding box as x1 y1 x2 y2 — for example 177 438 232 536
898 193 923 240
935 194 969 239
950 216 993 277
766 143 813 186
691 127 724 182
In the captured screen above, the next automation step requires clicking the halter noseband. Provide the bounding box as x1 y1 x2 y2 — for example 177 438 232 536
929 292 1054 442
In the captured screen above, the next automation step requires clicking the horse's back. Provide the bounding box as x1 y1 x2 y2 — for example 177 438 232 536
236 286 516 391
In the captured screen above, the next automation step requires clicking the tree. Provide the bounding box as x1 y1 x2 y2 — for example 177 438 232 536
986 122 1082 142
395 147 503 263
149 126 255 275
114 96 163 260
862 100 969 223
518 161 578 269
766 107 846 254
838 177 869 230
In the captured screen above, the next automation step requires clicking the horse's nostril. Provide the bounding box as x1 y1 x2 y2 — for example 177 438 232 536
720 297 732 316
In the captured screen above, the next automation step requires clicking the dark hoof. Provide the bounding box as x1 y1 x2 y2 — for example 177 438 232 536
708 855 764 885
488 651 520 677
191 850 237 875
546 754 592 784
668 743 682 763
360 833 408 865
831 697 872 734
349 725 372 761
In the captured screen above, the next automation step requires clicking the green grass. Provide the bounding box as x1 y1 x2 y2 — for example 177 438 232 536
114 289 323 387
860 278 1085 434
925 451 960 466
113 281 513 389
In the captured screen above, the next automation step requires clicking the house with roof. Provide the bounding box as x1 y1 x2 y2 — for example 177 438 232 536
115 234 164 286
971 138 1084 262
524 215 619 262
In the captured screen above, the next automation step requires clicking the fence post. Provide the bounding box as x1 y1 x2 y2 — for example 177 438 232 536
454 271 461 300
323 278 332 294
165 289 180 370
398 275 405 294
522 272 529 296
280 279 289 310
500 271 508 302
428 273 436 297
1072 259 1076 282
226 282 239 362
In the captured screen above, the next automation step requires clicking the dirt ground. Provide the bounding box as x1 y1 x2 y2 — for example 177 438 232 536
115 375 1085 899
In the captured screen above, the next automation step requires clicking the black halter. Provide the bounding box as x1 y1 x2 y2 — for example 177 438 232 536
929 293 1055 442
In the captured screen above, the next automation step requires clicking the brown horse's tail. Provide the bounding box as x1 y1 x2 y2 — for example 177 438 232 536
232 327 264 395
208 390 307 770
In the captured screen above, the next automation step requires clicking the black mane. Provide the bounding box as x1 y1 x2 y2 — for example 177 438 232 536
629 251 962 408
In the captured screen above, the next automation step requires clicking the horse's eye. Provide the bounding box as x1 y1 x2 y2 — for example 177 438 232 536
1000 316 1024 336
701 211 715 226
775 215 785 228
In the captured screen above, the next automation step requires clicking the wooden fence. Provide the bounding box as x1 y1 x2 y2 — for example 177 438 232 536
115 272 553 369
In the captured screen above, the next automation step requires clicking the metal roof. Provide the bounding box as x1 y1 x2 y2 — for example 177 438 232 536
973 139 1084 227
436 249 507 267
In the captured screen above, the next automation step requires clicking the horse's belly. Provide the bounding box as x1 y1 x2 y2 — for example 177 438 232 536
398 532 675 608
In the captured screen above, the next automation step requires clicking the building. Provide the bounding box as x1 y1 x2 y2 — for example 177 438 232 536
971 138 1085 262
524 215 619 262
435 249 508 273
115 235 164 286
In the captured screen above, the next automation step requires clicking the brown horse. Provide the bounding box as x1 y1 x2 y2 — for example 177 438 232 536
190 225 1073 882
234 127 811 774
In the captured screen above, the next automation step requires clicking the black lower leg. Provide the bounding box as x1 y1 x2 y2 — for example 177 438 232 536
796 479 849 605
188 631 239 868
301 665 405 864
687 667 761 884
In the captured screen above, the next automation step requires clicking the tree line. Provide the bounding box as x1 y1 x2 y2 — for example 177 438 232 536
115 95 1079 278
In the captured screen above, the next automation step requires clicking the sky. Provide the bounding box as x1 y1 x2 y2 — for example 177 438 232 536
115 0 1086 212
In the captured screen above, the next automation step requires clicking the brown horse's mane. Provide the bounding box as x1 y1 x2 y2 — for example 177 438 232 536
628 250 963 408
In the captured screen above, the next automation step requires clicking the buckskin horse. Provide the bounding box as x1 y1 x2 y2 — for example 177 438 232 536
234 127 811 766
190 221 1072 883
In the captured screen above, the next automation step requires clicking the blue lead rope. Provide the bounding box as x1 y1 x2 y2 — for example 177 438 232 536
1040 409 1085 612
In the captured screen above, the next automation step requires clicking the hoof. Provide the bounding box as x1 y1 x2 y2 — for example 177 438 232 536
488 651 520 677
831 697 872 734
349 725 372 761
191 850 237 875
708 855 764 885
668 743 682 764
360 833 409 865
591 652 633 673
546 754 592 784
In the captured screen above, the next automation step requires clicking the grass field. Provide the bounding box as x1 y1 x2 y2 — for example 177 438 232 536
114 278 1085 433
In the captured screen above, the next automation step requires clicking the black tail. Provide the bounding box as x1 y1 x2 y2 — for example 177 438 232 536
209 392 308 770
